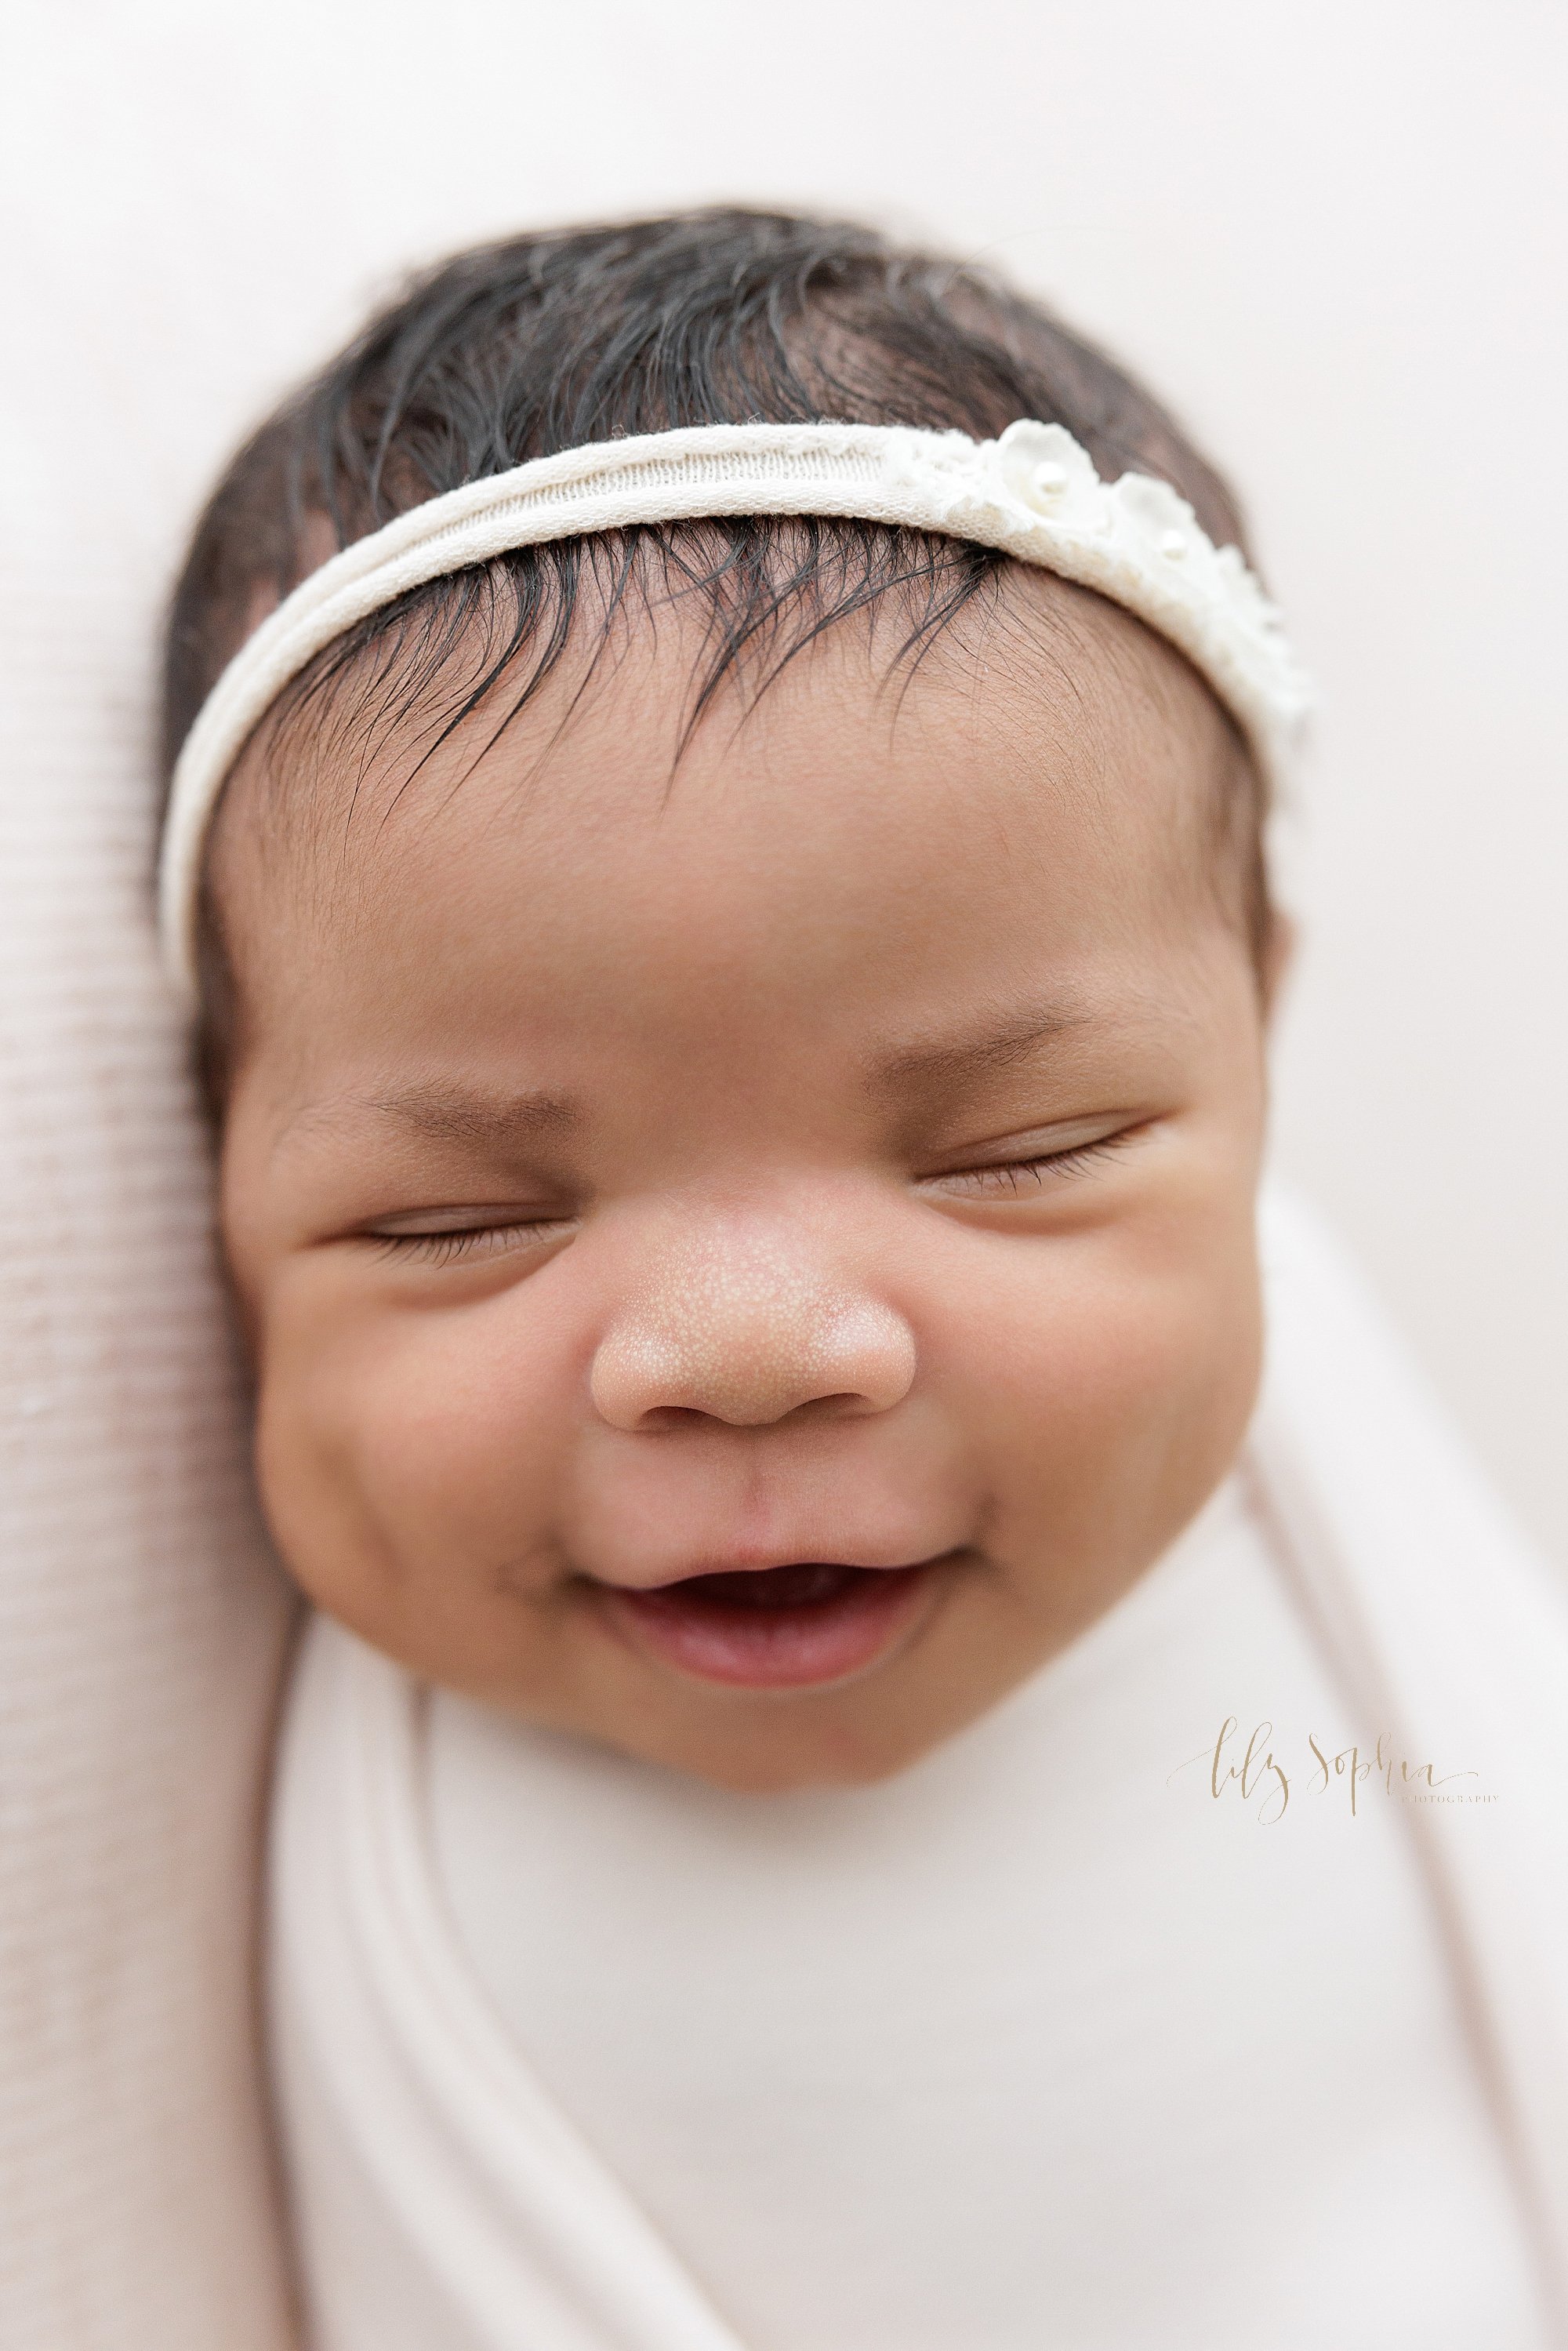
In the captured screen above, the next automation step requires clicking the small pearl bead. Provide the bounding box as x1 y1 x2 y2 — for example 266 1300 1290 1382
1029 460 1069 502
1160 529 1187 559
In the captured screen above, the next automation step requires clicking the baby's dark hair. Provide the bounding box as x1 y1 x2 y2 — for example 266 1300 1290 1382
163 206 1270 1100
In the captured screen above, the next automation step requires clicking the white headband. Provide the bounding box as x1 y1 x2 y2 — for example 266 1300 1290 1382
159 417 1311 1000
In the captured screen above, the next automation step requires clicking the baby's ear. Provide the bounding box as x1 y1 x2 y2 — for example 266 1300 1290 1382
1260 907 1296 1024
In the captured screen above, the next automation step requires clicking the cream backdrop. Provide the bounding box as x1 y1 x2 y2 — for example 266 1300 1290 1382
2 2 1564 2342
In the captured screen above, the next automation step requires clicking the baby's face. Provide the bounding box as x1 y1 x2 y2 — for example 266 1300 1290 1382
218 573 1272 1789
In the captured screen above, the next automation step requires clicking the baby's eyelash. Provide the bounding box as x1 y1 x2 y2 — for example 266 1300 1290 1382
999 1137 1127 1185
931 1130 1137 1198
368 1218 574 1266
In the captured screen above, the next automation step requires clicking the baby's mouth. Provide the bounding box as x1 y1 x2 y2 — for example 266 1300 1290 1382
593 1557 944 1690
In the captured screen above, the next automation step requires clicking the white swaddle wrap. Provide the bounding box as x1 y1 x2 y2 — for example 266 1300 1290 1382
268 1196 1568 2349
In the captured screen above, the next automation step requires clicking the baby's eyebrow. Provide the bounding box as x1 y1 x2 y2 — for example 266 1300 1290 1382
278 1081 579 1158
868 997 1102 1103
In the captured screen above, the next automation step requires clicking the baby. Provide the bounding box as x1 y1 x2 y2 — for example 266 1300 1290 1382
162 211 1563 2349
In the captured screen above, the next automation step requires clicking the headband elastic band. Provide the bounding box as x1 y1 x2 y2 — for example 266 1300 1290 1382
158 417 1312 1001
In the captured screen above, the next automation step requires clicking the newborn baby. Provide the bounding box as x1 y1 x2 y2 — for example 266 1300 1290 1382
160 209 1563 2349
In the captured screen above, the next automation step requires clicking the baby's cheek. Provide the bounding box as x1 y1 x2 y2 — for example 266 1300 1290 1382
945 1220 1261 1561
252 1285 576 1659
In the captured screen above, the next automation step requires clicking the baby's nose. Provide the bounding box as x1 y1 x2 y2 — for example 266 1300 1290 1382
588 1220 916 1431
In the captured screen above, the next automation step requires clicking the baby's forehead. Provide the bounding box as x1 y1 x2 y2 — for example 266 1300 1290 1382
208 558 1244 1069
224 544 1235 858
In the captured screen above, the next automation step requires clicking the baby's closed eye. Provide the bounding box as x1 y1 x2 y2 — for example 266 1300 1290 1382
913 1112 1155 1202
362 1206 581 1266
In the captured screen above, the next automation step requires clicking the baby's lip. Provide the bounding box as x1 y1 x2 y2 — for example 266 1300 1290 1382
583 1542 956 1594
590 1553 959 1690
